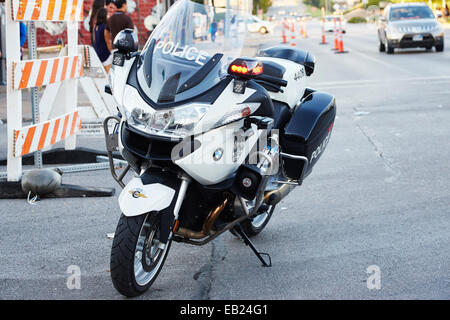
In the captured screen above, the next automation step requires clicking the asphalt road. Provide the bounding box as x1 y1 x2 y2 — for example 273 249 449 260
0 21 449 300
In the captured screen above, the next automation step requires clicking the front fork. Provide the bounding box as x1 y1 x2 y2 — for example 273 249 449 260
170 174 190 236
103 116 191 246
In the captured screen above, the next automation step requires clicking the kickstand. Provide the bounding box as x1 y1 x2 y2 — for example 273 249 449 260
232 223 272 267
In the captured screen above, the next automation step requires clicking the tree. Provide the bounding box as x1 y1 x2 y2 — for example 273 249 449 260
253 0 273 15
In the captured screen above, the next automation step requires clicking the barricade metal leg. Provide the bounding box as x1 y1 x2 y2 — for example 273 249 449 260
27 21 43 168
5 0 22 181
64 20 79 150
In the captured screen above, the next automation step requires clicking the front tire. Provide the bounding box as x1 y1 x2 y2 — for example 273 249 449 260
386 43 394 54
436 43 444 52
379 39 386 52
240 204 275 237
385 36 394 54
110 213 172 297
259 27 268 34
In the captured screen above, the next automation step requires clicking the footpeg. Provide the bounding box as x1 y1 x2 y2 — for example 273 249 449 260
233 224 272 267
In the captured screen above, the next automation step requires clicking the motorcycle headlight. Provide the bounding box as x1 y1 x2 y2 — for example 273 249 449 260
130 104 210 138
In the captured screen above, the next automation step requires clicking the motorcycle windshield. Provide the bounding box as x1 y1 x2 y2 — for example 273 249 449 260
137 0 251 104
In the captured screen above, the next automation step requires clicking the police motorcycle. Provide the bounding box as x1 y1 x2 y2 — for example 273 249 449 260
103 0 336 297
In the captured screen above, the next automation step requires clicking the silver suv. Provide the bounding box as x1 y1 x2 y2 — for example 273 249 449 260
378 2 444 54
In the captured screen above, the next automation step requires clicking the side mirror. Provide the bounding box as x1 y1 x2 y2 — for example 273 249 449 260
112 29 138 66
113 29 138 53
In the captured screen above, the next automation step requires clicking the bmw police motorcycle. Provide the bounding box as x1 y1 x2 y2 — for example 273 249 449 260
104 0 336 297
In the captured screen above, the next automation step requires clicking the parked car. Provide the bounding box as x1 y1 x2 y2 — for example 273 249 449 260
378 2 444 53
323 16 346 33
239 16 274 34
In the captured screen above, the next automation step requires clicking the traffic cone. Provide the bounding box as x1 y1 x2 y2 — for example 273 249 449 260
302 19 308 38
290 22 296 47
319 18 327 44
282 22 287 44
335 17 348 54
332 17 339 51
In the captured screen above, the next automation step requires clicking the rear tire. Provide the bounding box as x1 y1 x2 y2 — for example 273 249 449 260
110 213 172 297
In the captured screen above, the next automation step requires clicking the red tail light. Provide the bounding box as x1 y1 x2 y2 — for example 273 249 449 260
230 65 249 74
228 58 263 78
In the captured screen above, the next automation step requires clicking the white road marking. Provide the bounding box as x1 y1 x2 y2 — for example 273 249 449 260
344 46 417 75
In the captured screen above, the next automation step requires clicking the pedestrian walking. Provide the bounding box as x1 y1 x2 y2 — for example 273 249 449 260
20 22 26 59
210 21 217 42
89 0 105 45
105 0 134 50
92 8 112 73
105 0 117 17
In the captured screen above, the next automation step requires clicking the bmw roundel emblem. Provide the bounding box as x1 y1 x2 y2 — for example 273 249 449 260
213 148 224 161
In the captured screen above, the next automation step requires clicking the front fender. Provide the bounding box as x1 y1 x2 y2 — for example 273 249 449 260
119 178 176 217
119 168 181 245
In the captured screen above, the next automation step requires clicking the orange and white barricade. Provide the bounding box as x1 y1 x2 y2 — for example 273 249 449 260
11 0 84 21
13 55 83 90
5 0 84 181
13 111 82 157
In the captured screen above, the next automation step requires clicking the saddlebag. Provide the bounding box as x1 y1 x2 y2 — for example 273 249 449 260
280 91 336 182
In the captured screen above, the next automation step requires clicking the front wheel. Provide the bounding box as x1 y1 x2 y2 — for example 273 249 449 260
386 44 394 54
240 204 275 237
435 43 444 52
110 213 172 297
379 39 386 52
385 36 394 54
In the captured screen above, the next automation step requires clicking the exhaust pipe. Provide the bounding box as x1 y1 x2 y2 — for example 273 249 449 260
175 198 228 239
264 184 295 206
